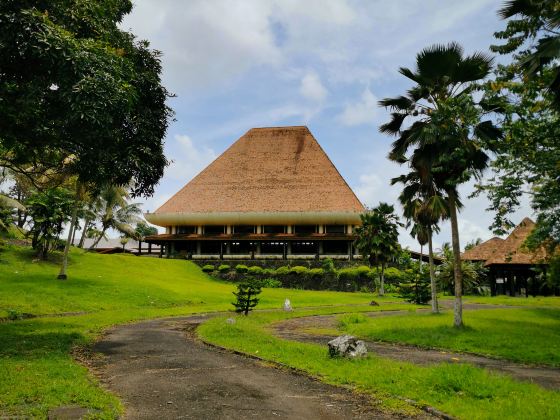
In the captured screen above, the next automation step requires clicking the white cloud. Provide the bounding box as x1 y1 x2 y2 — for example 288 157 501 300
300 72 328 102
338 88 378 126
353 173 383 208
166 134 217 182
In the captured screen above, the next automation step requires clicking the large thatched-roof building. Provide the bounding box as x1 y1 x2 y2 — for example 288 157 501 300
462 218 551 295
145 126 365 259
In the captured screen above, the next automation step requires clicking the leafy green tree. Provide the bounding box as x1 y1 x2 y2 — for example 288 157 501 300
232 281 262 315
1 1 172 278
26 187 74 259
437 243 488 295
483 1 560 255
379 42 501 326
492 0 560 107
354 203 402 296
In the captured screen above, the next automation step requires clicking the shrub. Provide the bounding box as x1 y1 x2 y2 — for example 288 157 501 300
321 258 335 272
247 266 264 275
384 267 406 283
201 264 215 273
308 268 324 278
235 264 249 273
257 278 282 288
262 268 276 277
274 266 290 276
218 264 231 273
289 266 308 275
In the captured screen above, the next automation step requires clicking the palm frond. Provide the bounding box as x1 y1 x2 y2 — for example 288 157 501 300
0 194 25 210
378 96 413 111
379 113 408 135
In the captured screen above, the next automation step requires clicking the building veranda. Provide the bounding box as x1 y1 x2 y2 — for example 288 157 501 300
145 126 365 260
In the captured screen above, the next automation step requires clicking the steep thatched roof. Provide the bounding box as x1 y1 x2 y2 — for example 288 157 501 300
461 237 505 261
154 126 365 215
462 218 548 266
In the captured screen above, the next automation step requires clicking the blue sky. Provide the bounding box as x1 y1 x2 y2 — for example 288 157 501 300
121 0 530 251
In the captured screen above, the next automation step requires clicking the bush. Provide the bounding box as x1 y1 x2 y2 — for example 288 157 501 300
201 264 215 273
289 266 308 275
262 268 276 277
321 258 335 272
235 264 249 273
247 266 264 276
257 278 282 288
218 264 231 273
384 267 406 283
308 268 324 278
274 266 290 276
338 313 368 328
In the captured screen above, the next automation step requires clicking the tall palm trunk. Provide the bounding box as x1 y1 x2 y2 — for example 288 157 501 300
78 219 90 248
419 244 423 271
58 198 79 280
428 226 438 313
90 225 108 249
378 263 385 296
448 195 463 327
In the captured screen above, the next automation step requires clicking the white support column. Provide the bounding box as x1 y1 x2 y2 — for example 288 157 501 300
318 224 324 234
197 226 203 234
287 225 292 234
226 225 232 234
256 225 262 234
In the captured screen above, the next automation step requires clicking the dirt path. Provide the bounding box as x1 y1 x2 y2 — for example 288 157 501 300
271 310 560 391
90 315 422 419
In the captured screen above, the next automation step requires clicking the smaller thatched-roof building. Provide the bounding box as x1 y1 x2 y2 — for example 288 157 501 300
462 218 551 296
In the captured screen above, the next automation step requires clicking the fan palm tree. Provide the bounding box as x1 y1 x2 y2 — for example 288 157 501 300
380 42 501 327
354 203 402 296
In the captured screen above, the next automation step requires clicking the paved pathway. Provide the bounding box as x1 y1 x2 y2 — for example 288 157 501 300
91 315 422 419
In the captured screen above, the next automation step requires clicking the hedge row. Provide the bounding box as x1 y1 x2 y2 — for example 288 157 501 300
201 262 414 292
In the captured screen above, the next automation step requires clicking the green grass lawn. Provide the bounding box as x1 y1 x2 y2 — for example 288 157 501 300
2 244 559 419
0 245 396 418
337 308 560 366
197 311 560 420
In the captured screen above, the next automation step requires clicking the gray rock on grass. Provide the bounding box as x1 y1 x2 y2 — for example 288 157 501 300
328 335 367 358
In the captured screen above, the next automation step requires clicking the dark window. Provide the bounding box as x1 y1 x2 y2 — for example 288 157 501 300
293 225 316 234
200 241 222 254
204 225 225 235
291 241 318 254
325 225 346 234
177 226 197 234
231 241 254 254
323 241 349 254
262 225 286 234
261 241 285 255
233 225 255 234
175 241 197 252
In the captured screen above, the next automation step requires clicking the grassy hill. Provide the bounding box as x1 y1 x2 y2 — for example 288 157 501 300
0 245 401 418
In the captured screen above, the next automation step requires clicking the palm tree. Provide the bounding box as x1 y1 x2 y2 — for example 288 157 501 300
89 186 141 250
354 203 402 296
392 164 449 313
379 42 501 327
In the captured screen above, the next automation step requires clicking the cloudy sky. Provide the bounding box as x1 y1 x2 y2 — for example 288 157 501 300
121 0 530 251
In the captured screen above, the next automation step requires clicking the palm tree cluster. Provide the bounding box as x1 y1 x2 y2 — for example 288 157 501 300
379 42 502 327
354 203 402 296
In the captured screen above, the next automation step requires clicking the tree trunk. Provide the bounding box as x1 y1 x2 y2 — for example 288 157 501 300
448 196 463 327
71 221 79 246
58 201 79 280
419 244 423 271
90 226 107 250
78 220 89 248
428 227 438 313
378 263 385 296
